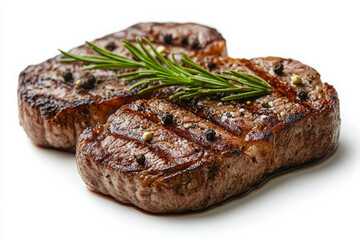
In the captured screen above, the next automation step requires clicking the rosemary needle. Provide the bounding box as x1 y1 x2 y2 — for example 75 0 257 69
59 37 273 101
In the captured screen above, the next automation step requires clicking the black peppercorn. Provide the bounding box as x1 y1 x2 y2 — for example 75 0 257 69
273 61 284 75
136 103 146 111
135 154 146 166
207 62 216 70
164 34 173 44
62 70 73 82
180 36 188 45
105 41 117 51
160 112 174 125
204 129 216 142
192 38 200 49
82 109 89 114
297 90 308 100
226 147 244 155
78 75 96 89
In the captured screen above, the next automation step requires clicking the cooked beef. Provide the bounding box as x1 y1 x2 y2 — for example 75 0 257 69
76 56 340 213
18 22 227 151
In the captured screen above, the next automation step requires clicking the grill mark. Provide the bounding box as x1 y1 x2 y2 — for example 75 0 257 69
109 123 174 163
173 101 245 137
245 59 313 110
152 60 251 135
123 108 209 151
198 107 244 136
80 127 121 167
108 110 205 165
82 127 116 165
99 138 153 172
106 127 206 174
124 102 242 154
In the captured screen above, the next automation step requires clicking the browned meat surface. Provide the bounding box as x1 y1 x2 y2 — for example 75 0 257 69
76 56 340 213
18 22 227 151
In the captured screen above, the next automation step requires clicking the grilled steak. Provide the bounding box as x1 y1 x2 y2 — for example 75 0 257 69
18 22 227 151
76 56 340 213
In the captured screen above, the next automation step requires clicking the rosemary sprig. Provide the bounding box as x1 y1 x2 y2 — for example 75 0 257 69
59 37 272 101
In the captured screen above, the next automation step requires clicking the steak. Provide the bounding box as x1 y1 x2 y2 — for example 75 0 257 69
18 22 227 151
76 56 340 213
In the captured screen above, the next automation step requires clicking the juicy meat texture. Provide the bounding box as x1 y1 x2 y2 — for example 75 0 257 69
76 56 340 213
18 22 227 151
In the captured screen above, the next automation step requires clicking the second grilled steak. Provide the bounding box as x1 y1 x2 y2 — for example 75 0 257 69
18 22 227 151
76 56 340 213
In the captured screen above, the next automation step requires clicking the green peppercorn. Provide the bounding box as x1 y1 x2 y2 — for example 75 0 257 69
142 131 153 141
156 46 166 55
291 75 303 85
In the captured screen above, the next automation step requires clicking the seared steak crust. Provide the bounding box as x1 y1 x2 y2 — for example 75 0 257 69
18 22 227 151
76 56 340 213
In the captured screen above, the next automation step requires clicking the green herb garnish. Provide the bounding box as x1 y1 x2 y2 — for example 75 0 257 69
59 37 272 101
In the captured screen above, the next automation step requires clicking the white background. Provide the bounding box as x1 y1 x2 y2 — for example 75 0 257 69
1 0 360 239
